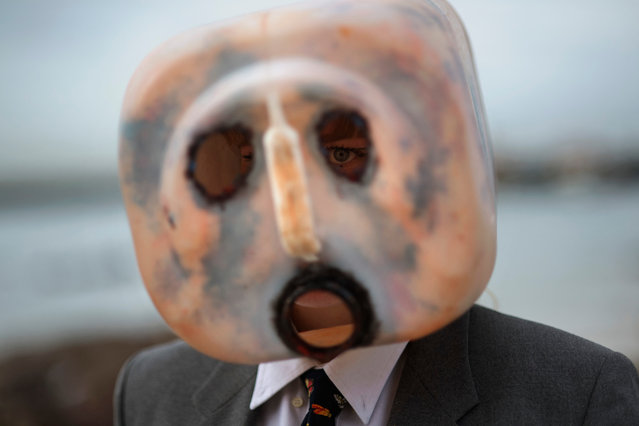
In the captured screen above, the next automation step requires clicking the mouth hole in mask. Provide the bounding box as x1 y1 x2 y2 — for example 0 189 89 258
186 123 254 203
290 289 355 348
274 265 377 362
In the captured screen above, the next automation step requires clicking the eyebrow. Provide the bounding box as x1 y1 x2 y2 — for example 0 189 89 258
320 137 369 147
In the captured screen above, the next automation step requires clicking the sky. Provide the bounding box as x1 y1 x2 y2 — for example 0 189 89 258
1 0 638 181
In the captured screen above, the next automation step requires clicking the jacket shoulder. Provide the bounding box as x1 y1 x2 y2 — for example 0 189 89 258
114 339 234 426
466 305 639 423
469 304 616 361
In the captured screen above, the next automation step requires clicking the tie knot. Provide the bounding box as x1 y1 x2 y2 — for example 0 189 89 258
300 369 347 425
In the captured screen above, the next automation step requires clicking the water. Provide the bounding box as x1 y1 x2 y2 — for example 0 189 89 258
482 183 639 361
0 199 166 357
1 183 638 362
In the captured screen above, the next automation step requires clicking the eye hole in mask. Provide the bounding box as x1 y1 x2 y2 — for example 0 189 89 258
316 109 373 183
187 123 254 203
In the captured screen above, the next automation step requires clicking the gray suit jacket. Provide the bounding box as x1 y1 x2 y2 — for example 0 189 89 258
114 306 639 425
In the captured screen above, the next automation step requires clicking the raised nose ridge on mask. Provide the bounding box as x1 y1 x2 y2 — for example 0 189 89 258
263 91 321 262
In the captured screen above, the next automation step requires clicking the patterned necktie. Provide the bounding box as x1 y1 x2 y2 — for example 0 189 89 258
300 368 347 426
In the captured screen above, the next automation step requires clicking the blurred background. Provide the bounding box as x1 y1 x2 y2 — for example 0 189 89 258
1 0 638 424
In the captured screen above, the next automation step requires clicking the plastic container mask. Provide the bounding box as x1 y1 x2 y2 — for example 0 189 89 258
119 0 496 363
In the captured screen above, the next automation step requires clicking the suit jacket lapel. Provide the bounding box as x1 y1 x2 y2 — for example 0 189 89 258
389 309 478 424
192 361 258 426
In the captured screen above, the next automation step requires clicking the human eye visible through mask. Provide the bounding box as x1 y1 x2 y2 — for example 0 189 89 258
316 109 372 182
320 137 370 180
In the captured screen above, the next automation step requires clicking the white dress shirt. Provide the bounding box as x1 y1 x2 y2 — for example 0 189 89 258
250 342 407 425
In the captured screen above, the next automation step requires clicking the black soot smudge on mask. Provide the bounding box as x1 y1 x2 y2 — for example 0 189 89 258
405 146 449 227
207 48 259 83
153 249 192 300
200 197 261 314
121 119 171 211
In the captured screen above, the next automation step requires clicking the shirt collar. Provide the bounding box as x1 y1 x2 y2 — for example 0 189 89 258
250 341 407 424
